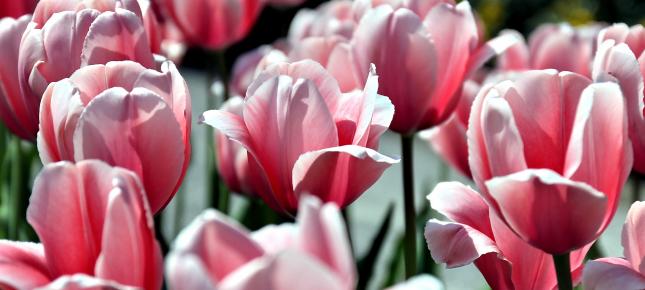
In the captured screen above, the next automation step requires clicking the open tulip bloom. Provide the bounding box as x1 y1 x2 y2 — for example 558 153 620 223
201 60 398 213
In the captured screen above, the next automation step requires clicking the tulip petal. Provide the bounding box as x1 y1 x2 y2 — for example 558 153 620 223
251 224 298 255
36 274 139 290
327 42 363 92
496 30 529 71
73 87 185 213
486 169 607 254
296 196 355 289
166 253 217 290
623 201 645 275
218 251 346 290
171 209 265 282
424 219 501 268
419 116 471 178
0 241 51 289
292 145 398 207
386 274 444 290
94 174 163 290
583 258 645 290
427 182 493 237
466 30 522 76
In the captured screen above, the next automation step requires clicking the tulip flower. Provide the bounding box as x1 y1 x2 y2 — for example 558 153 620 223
0 15 32 140
38 60 191 214
287 0 356 44
498 23 603 76
166 195 356 290
229 45 288 98
0 160 163 290
17 6 156 140
468 70 631 255
592 24 645 174
386 275 444 290
201 60 397 213
583 201 645 289
0 0 37 18
425 182 589 290
157 0 264 50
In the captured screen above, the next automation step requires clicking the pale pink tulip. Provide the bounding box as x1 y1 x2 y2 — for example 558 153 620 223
425 182 589 290
201 60 397 213
418 80 479 178
287 0 356 44
36 275 139 290
468 70 632 254
229 45 288 97
0 160 162 290
583 201 645 290
497 23 602 76
17 6 155 139
158 0 263 50
0 15 33 140
386 275 444 290
166 195 356 290
593 24 645 173
0 0 37 18
37 60 191 214
330 1 517 133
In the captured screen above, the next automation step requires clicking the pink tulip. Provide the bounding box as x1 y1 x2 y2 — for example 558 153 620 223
158 0 264 50
38 60 191 214
386 275 444 290
166 195 356 290
229 45 288 98
593 24 645 173
287 0 356 44
17 6 155 139
425 182 589 290
329 1 517 133
0 160 163 290
201 60 397 213
583 201 645 289
418 80 479 178
498 24 602 76
0 0 37 18
36 275 139 290
0 15 32 140
468 70 632 254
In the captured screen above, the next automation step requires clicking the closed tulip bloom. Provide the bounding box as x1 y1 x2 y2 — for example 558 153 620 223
0 0 37 18
330 1 516 133
287 0 356 44
0 15 32 140
583 201 645 289
0 160 162 290
202 60 397 213
38 60 191 214
158 0 263 50
593 24 645 173
468 70 632 254
166 195 356 290
229 45 288 97
425 182 590 290
17 7 155 139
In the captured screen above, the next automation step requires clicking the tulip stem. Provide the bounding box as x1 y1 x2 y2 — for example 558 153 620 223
215 51 230 102
9 137 24 240
401 134 417 278
552 252 573 290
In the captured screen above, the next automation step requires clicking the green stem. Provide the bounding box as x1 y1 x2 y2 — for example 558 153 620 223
216 51 230 102
9 138 23 240
154 214 169 256
400 134 417 278
342 208 354 256
552 252 573 290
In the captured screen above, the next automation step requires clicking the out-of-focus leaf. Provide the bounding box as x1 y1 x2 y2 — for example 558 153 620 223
357 203 395 290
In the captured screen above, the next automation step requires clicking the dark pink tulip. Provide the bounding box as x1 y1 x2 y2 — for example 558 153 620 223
166 195 356 290
419 80 479 178
38 60 191 214
0 15 32 140
468 70 632 254
158 0 263 50
17 7 155 139
583 201 645 289
0 0 37 18
0 160 162 290
425 182 589 290
202 60 397 213
593 24 645 173
331 1 517 133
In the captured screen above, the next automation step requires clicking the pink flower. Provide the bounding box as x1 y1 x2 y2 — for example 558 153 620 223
166 195 356 290
425 182 590 290
201 60 397 213
386 275 444 290
229 45 288 98
287 0 356 44
17 5 155 139
0 160 163 290
0 15 32 140
158 0 264 50
582 201 645 289
468 70 632 254
0 0 37 18
329 1 517 133
497 24 603 76
592 24 645 173
37 60 191 214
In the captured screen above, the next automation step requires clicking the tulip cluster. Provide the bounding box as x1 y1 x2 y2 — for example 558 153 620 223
0 0 642 289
